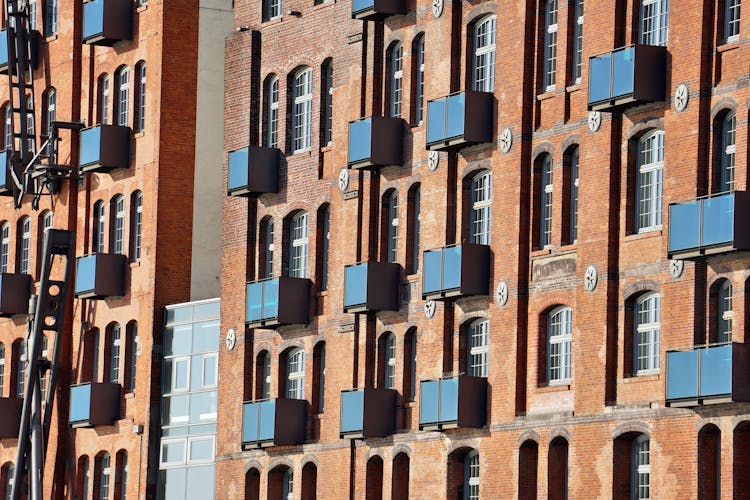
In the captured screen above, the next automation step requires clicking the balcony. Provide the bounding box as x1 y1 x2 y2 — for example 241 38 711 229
69 382 121 428
426 91 494 151
419 376 486 430
343 261 400 313
74 253 126 300
351 0 405 21
227 146 279 197
347 117 403 170
0 29 40 74
0 397 22 438
0 273 32 317
339 387 396 439
82 0 133 46
588 44 667 112
245 277 311 328
79 124 131 173
241 398 307 448
422 244 490 301
666 343 750 407
668 191 750 260
0 150 12 197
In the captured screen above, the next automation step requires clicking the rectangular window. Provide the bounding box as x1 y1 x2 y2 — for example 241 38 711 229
201 353 218 389
117 69 129 127
172 357 190 393
471 173 492 245
572 0 583 82
640 0 669 46
113 197 125 255
292 70 313 153
286 350 305 400
100 76 110 125
1 224 9 273
544 0 558 90
323 63 333 145
265 78 279 149
725 0 741 41
264 0 281 21
389 45 403 118
415 37 425 124
110 325 121 384
473 17 496 92
132 192 143 261
320 210 329 290
136 64 146 132
20 219 30 275
290 213 308 278
633 438 650 500
45 0 58 35
468 321 488 377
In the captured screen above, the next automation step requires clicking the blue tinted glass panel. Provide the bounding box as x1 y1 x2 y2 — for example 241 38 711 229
344 264 368 308
263 279 279 320
700 345 733 398
0 151 7 187
0 31 8 68
445 94 465 140
79 127 101 168
258 399 276 441
419 380 439 424
242 402 259 443
668 201 701 252
442 246 462 291
245 282 263 323
340 390 364 434
348 119 372 165
611 47 635 99
69 384 91 423
228 148 249 191
426 99 446 145
701 194 734 248
665 350 698 400
588 53 612 104
75 255 97 295
82 0 104 40
422 249 443 294
352 0 374 14
185 465 215 500
439 378 459 423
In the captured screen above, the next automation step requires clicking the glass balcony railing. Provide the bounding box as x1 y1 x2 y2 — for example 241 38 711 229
227 146 279 196
79 125 131 173
419 376 486 430
588 44 666 111
351 0 405 20
242 398 307 448
246 277 310 328
426 91 493 151
339 388 396 438
347 117 403 169
0 272 32 317
668 191 750 259
69 382 120 427
0 397 22 438
422 244 490 300
666 343 750 406
0 30 8 72
74 253 126 299
83 0 132 45
343 261 400 313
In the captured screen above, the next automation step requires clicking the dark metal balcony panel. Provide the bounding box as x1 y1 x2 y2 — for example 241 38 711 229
241 398 307 448
79 125 131 173
339 387 397 439
421 244 490 301
245 277 311 328
351 0 405 21
666 343 750 407
74 253 127 299
227 146 280 197
343 261 400 313
0 29 40 75
82 0 133 46
668 191 750 260
347 117 403 169
0 397 22 438
419 375 486 430
426 91 494 151
587 44 667 112
0 273 32 317
69 382 121 428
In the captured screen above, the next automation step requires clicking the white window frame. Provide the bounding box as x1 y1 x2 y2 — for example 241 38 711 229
718 281 733 344
640 0 669 46
45 0 58 35
45 88 56 156
725 0 741 42
464 450 479 500
93 201 105 253
1 222 10 273
187 435 216 465
570 148 579 243
383 333 396 390
282 469 293 500
25 99 35 154
200 353 218 389
415 35 425 124
264 0 281 21
99 453 111 500
265 76 279 149
720 112 736 192
42 210 53 233
0 343 5 395
389 43 403 118
547 306 572 384
20 217 30 274
292 68 313 153
632 435 650 500
543 0 558 91
286 348 305 400
132 192 143 261
171 356 190 393
386 192 398 263
110 324 121 384
262 351 271 399
636 131 664 233
634 293 660 375
100 74 110 125
4 105 12 149
264 217 274 279
540 156 553 248
136 63 146 132
29 0 38 29
470 171 492 245
116 67 129 127
289 212 308 278
573 0 584 83
323 62 333 145
113 195 125 255
159 438 188 468
472 16 496 92
118 453 128 500
467 319 488 377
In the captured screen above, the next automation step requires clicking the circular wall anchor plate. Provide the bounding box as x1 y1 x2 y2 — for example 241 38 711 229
424 300 436 318
588 111 602 132
427 151 440 171
674 84 689 112
499 128 513 154
669 259 684 279
225 328 237 351
496 281 509 306
584 265 598 292
431 0 443 18
338 168 350 192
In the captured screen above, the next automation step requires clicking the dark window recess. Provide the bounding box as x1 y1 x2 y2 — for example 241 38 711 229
227 146 280 197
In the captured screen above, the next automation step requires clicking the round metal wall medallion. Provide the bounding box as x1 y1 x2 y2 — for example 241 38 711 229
225 328 237 351
584 265 598 292
669 259 684 279
674 84 689 112
431 0 443 18
338 168 350 192
424 300 436 318
496 281 509 306
588 111 602 133
499 128 513 154
427 151 440 171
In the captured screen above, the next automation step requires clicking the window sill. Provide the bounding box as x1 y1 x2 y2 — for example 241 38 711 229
320 145 333 153
410 122 425 131
565 83 581 93
313 0 336 11
406 272 421 282
134 131 146 139
625 229 662 242
44 34 58 43
137 3 148 12
558 243 578 252
288 148 312 157
262 16 283 26
402 400 416 408
536 91 557 101
717 40 739 52
124 391 135 399
536 383 571 393
130 261 141 268
622 373 661 383
316 290 329 297
530 248 552 258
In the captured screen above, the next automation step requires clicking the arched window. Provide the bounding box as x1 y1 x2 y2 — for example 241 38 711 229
260 216 274 279
1 103 8 150
392 453 410 500
286 348 305 400
572 0 584 82
114 450 128 500
289 211 309 278
407 184 421 274
697 424 720 499
2 463 16 500
313 342 326 413
255 350 271 399
17 216 30 274
378 333 396 390
98 74 110 125
470 171 492 245
538 154 553 248
25 98 34 153
93 200 105 253
383 190 398 263
85 328 101 383
387 43 403 118
412 34 425 125
518 441 538 500
130 191 143 261
124 321 138 392
95 452 111 500
114 66 129 127
107 323 121 384
321 60 333 146
134 62 146 132
282 468 293 500
640 0 669 46
365 456 384 499
292 67 313 153
636 131 663 232
43 87 56 156
547 306 572 384
467 319 488 377
564 146 579 244
302 462 317 500
634 293 660 375
316 204 330 290
548 437 569 499
40 335 48 402
472 16 496 92
719 112 735 192
0 343 5 396
245 468 260 500
464 450 480 500
263 75 279 149
734 422 750 494
13 339 26 397
403 328 417 401
1 222 10 273
77 456 90 500
632 435 650 499
110 195 125 255
717 280 733 343
543 0 558 90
